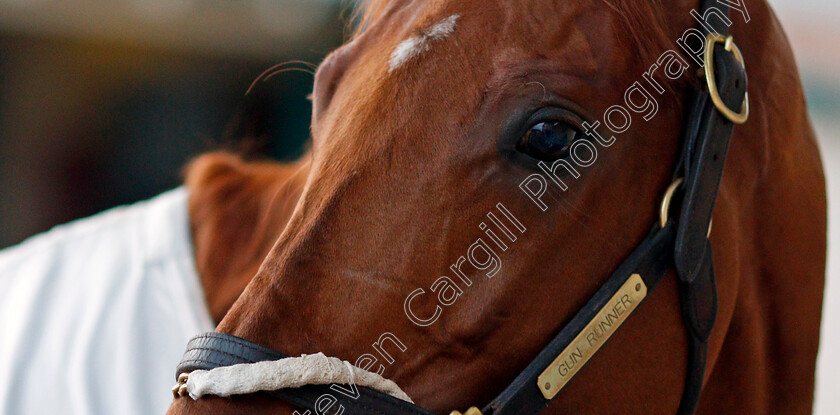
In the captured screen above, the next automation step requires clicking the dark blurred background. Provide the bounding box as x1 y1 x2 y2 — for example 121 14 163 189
0 1 837 413
0 0 351 249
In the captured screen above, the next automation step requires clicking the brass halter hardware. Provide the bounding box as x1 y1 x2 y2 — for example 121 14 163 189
659 178 684 228
704 34 749 124
450 407 482 415
659 178 712 237
172 373 190 398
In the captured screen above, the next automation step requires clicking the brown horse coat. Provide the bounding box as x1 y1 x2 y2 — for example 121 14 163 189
168 0 826 413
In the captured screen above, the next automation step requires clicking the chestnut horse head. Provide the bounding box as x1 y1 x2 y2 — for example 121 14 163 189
168 0 826 413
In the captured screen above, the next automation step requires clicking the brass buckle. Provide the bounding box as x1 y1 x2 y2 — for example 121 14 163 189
450 407 482 415
659 178 684 228
659 177 712 237
704 33 749 124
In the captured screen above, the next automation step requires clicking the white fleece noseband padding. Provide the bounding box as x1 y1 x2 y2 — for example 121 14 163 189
184 353 413 403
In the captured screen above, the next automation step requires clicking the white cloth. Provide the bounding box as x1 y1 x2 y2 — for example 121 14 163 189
0 188 214 415
185 353 413 403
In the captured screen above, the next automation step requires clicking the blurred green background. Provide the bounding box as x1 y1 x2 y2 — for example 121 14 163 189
0 1 837 413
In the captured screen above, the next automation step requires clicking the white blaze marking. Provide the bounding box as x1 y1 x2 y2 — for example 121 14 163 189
388 14 460 72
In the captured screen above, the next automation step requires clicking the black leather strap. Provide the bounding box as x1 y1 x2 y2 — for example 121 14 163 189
675 42 746 285
671 2 747 413
178 332 436 415
483 223 677 415
177 332 287 374
675 242 717 415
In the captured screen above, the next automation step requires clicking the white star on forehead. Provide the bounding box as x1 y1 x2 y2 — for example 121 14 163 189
388 14 460 72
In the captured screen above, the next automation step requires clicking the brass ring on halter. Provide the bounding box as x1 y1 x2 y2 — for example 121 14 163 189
704 33 750 124
659 178 713 237
172 373 190 398
660 178 684 228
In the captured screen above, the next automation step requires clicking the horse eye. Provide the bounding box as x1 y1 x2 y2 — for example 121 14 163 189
517 121 581 161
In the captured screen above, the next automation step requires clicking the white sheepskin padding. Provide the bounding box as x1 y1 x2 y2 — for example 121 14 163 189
184 352 413 403
388 14 460 72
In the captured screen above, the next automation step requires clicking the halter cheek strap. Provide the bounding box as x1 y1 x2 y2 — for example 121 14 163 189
673 2 748 412
173 1 748 414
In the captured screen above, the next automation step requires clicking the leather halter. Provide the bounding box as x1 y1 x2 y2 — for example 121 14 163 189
173 1 749 413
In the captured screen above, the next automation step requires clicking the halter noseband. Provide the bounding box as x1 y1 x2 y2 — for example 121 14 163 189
172 0 749 413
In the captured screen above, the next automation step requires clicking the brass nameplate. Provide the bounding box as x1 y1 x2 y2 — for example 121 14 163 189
537 273 647 399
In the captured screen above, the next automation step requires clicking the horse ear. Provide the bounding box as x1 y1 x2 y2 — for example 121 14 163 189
185 152 309 322
185 152 245 190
